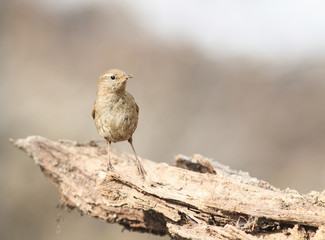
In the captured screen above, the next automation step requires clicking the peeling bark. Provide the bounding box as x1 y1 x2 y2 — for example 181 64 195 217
11 136 325 239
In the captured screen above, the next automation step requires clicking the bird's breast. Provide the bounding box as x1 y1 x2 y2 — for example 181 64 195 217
94 93 138 142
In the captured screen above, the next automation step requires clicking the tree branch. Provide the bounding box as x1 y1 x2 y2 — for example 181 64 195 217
11 136 325 239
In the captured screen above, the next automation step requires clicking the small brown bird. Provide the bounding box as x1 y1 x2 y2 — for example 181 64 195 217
92 69 146 177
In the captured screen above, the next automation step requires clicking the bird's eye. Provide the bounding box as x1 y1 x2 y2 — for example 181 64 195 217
110 75 116 80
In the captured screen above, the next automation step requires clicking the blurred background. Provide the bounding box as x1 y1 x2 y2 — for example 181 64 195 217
1 0 325 239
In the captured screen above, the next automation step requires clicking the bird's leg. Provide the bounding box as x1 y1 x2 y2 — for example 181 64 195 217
128 138 146 177
106 140 114 171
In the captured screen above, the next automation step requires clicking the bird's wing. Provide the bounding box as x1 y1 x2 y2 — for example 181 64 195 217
91 107 96 119
136 103 139 114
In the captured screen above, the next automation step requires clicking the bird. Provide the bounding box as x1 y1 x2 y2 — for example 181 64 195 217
92 69 146 177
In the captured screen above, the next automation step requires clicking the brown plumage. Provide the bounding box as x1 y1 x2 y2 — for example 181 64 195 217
92 69 146 177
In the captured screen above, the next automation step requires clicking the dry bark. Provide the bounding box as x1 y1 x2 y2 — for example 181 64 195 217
11 136 325 240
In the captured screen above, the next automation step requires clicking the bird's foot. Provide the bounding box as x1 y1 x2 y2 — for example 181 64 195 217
136 162 146 179
107 162 115 172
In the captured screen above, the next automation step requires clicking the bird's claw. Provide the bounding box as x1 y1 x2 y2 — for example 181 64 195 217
136 163 146 178
107 163 115 171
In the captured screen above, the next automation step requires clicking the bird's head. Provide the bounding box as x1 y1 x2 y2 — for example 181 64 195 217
98 69 133 94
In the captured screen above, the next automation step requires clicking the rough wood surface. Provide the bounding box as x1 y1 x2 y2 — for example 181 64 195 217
12 136 325 240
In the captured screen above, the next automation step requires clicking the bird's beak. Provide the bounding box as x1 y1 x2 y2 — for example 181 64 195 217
120 74 133 81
